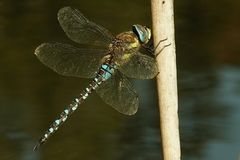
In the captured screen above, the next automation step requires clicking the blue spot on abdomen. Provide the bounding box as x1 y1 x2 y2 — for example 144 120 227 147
101 64 115 80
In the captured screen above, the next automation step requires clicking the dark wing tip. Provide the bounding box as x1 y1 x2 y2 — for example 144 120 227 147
126 108 138 116
126 95 139 116
57 6 75 21
34 43 49 56
58 6 72 15
118 93 139 116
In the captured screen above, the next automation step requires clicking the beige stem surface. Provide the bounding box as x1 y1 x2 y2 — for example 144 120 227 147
151 0 181 160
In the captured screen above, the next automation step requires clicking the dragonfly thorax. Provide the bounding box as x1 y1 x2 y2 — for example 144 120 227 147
109 31 141 63
115 31 141 50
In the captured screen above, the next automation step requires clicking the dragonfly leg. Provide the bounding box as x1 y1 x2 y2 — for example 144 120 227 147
143 38 170 56
154 38 168 52
155 42 171 57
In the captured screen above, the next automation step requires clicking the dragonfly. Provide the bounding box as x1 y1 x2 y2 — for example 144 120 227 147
33 6 158 150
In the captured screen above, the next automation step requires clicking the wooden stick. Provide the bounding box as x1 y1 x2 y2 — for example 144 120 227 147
151 0 181 160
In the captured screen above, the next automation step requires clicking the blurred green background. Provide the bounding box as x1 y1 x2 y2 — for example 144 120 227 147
0 0 240 160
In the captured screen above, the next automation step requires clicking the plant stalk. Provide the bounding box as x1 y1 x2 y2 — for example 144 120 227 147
151 0 181 160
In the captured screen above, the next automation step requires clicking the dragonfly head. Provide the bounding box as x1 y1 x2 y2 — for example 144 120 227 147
132 24 151 44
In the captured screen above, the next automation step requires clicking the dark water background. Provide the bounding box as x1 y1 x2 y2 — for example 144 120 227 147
0 0 240 160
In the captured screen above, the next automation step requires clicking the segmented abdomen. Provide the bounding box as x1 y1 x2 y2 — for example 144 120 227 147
33 63 115 150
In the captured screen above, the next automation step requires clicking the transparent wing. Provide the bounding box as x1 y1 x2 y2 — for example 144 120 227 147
96 70 139 115
58 7 113 47
117 52 158 79
35 42 108 78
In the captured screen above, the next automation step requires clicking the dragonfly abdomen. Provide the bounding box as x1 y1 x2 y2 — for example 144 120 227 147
34 63 115 150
